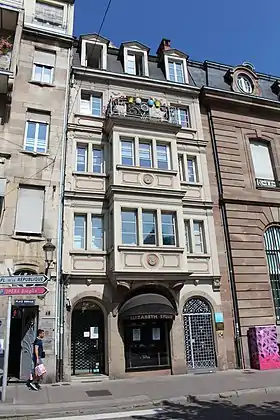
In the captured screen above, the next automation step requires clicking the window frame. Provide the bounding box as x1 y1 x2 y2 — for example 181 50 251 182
156 143 171 170
80 91 103 117
121 138 135 166
123 47 149 77
176 107 190 128
121 209 138 245
75 142 104 174
167 59 185 83
161 212 177 246
73 214 86 250
142 210 157 246
24 119 49 154
250 140 275 185
32 63 54 84
185 219 207 255
91 215 104 250
73 213 105 251
178 154 199 183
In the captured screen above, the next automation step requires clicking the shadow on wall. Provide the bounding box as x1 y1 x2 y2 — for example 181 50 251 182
132 396 280 419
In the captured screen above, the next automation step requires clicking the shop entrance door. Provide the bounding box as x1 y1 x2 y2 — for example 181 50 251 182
71 300 105 375
8 306 38 379
183 298 216 371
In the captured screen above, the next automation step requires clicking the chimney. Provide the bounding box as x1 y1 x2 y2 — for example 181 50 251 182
156 38 171 56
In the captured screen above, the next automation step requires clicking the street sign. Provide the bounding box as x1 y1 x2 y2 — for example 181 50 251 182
0 275 48 285
14 299 36 306
0 287 48 296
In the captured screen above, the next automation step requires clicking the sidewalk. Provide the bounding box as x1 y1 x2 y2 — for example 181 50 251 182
1 369 280 418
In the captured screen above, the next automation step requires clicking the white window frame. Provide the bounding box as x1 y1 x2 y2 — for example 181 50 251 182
32 63 54 84
81 39 107 70
156 143 171 170
121 209 138 245
237 74 253 94
75 142 104 174
73 214 86 249
185 219 207 254
80 91 103 117
123 47 149 77
91 215 104 250
161 211 177 246
178 154 198 183
73 213 104 250
176 107 190 128
164 55 188 84
24 120 49 153
120 138 135 166
250 140 274 181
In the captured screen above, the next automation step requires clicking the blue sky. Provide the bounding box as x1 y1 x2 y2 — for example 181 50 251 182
74 0 279 76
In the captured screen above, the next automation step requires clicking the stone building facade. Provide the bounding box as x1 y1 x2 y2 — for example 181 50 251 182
62 35 232 380
200 60 280 367
0 0 74 382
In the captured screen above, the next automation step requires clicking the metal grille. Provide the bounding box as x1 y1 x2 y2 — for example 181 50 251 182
183 298 216 370
264 226 280 321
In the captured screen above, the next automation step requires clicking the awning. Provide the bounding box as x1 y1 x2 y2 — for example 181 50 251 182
118 293 176 321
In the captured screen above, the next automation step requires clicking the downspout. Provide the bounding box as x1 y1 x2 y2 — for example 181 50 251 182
206 104 244 369
55 44 72 382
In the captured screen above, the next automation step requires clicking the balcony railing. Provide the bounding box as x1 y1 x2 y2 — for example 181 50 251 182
106 96 179 125
256 178 279 189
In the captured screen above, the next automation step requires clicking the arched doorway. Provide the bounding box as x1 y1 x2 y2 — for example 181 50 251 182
71 300 105 375
118 290 176 372
183 297 216 371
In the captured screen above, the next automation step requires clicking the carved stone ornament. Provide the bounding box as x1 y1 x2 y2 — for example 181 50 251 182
146 254 159 267
143 173 154 185
212 277 221 291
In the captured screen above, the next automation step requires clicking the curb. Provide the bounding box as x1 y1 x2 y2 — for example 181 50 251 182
193 385 280 401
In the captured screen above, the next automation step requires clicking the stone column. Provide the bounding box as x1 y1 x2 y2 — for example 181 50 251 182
108 312 125 378
170 314 187 375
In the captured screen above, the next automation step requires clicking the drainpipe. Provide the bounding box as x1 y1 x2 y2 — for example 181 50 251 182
206 105 245 369
55 45 72 382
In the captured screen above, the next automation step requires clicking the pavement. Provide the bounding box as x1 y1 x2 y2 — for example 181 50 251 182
2 369 280 419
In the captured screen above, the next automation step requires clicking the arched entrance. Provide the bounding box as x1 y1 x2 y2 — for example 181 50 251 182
71 299 105 375
118 290 176 372
183 297 216 371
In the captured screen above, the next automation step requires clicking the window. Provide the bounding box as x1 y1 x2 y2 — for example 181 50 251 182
121 138 134 166
33 50 55 84
139 141 152 168
161 213 176 246
142 211 157 245
121 210 137 245
185 220 206 254
237 74 253 94
15 186 45 235
80 92 102 117
168 60 185 83
35 0 64 28
92 216 103 250
178 155 198 183
126 52 144 76
264 226 280 321
187 157 198 183
76 143 104 174
250 141 274 181
157 144 170 170
73 214 104 250
74 214 86 249
178 155 185 181
175 108 190 128
24 111 50 153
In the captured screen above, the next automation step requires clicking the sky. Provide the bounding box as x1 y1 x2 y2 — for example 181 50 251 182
74 0 279 76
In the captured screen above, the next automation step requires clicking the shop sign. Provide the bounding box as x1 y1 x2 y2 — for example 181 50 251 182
128 314 174 321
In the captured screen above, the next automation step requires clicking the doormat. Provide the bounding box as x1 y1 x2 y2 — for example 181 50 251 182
86 390 112 397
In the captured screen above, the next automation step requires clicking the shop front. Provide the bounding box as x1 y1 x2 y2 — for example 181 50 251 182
118 293 176 373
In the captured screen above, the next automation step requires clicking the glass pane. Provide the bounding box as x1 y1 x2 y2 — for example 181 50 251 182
74 215 85 249
34 64 43 82
175 62 184 83
42 66 52 84
193 221 205 253
157 144 169 170
168 62 176 82
36 123 48 153
162 213 175 245
139 142 152 168
91 96 102 116
185 221 192 252
76 145 87 171
142 212 156 245
92 216 103 250
187 158 196 182
127 55 136 74
178 155 185 181
93 148 103 173
121 211 137 244
179 109 189 127
121 140 134 166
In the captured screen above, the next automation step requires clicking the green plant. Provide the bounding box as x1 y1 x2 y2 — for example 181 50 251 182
0 36 13 56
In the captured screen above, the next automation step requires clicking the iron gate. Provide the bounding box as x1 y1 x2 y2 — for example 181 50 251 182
183 298 216 370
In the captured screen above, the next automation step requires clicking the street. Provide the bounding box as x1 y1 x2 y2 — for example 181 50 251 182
34 392 280 419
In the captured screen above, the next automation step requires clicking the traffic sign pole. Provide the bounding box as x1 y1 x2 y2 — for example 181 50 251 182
2 296 11 402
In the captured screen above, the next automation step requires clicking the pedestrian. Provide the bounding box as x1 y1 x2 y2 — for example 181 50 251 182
28 329 46 391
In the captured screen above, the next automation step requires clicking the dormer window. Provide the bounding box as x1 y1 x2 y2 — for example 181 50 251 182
237 74 253 94
80 36 108 70
122 43 149 77
157 39 189 85
168 60 185 83
126 51 144 76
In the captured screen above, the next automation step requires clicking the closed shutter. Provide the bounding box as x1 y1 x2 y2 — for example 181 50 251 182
34 49 56 67
27 110 50 124
15 186 45 234
35 1 64 26
80 92 91 114
250 141 274 180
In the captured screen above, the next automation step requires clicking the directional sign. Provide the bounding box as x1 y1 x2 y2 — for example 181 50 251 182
0 275 48 285
0 287 48 296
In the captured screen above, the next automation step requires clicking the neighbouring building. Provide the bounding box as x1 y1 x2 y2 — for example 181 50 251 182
0 0 74 382
62 35 233 380
200 60 280 368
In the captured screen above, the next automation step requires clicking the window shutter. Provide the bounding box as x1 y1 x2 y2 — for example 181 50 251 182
27 110 50 124
250 142 274 180
80 92 91 114
15 186 45 234
34 50 56 67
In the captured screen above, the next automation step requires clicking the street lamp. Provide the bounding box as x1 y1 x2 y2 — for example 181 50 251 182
43 239 56 275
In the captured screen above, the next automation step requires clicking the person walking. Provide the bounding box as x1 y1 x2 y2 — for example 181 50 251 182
28 329 45 391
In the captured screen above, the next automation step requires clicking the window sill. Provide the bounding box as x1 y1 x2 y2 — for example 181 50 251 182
72 171 107 178
70 249 106 256
29 80 55 88
179 126 197 133
74 112 105 120
181 181 202 187
21 150 49 157
116 165 177 176
187 253 211 259
12 234 45 242
118 245 185 253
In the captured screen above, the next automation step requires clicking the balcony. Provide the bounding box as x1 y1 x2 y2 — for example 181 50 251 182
0 34 14 93
105 96 181 130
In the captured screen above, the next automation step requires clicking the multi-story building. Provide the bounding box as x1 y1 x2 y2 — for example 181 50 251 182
200 60 280 368
62 35 234 380
0 0 74 382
